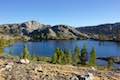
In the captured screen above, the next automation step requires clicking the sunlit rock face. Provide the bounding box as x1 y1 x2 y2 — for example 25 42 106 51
20 21 47 32
29 24 88 40
0 20 88 40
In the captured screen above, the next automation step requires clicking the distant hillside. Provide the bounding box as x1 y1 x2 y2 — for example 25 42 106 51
0 21 88 40
76 23 120 41
76 23 120 35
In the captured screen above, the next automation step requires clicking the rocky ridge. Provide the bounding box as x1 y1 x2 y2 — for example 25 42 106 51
76 22 120 41
0 21 88 40
1 20 120 41
30 24 88 40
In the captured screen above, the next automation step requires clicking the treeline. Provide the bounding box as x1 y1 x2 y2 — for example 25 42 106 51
51 45 96 66
10 44 114 69
20 44 96 66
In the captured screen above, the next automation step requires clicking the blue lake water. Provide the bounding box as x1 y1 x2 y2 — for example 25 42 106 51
4 40 120 66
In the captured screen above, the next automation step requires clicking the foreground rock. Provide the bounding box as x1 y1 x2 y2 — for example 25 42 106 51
20 59 30 64
0 59 120 80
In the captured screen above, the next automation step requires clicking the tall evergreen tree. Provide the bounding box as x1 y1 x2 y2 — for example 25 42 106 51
81 45 87 65
22 44 30 59
73 47 81 65
51 52 57 64
57 48 64 64
89 47 96 66
63 49 72 64
51 48 64 64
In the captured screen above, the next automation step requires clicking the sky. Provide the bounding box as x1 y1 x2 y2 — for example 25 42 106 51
0 0 120 27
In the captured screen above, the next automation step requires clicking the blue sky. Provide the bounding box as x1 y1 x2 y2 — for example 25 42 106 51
0 0 120 27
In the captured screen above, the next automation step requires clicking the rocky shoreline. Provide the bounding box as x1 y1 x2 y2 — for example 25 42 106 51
97 56 120 64
0 58 120 80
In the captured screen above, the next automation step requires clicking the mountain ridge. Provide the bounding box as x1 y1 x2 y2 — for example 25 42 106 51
76 22 120 41
1 20 120 41
0 20 88 40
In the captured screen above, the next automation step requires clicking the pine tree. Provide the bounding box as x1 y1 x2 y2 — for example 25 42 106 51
57 48 63 64
73 47 81 65
51 52 57 64
64 49 72 64
51 48 64 64
67 52 72 64
81 45 87 65
89 47 96 66
22 44 30 59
